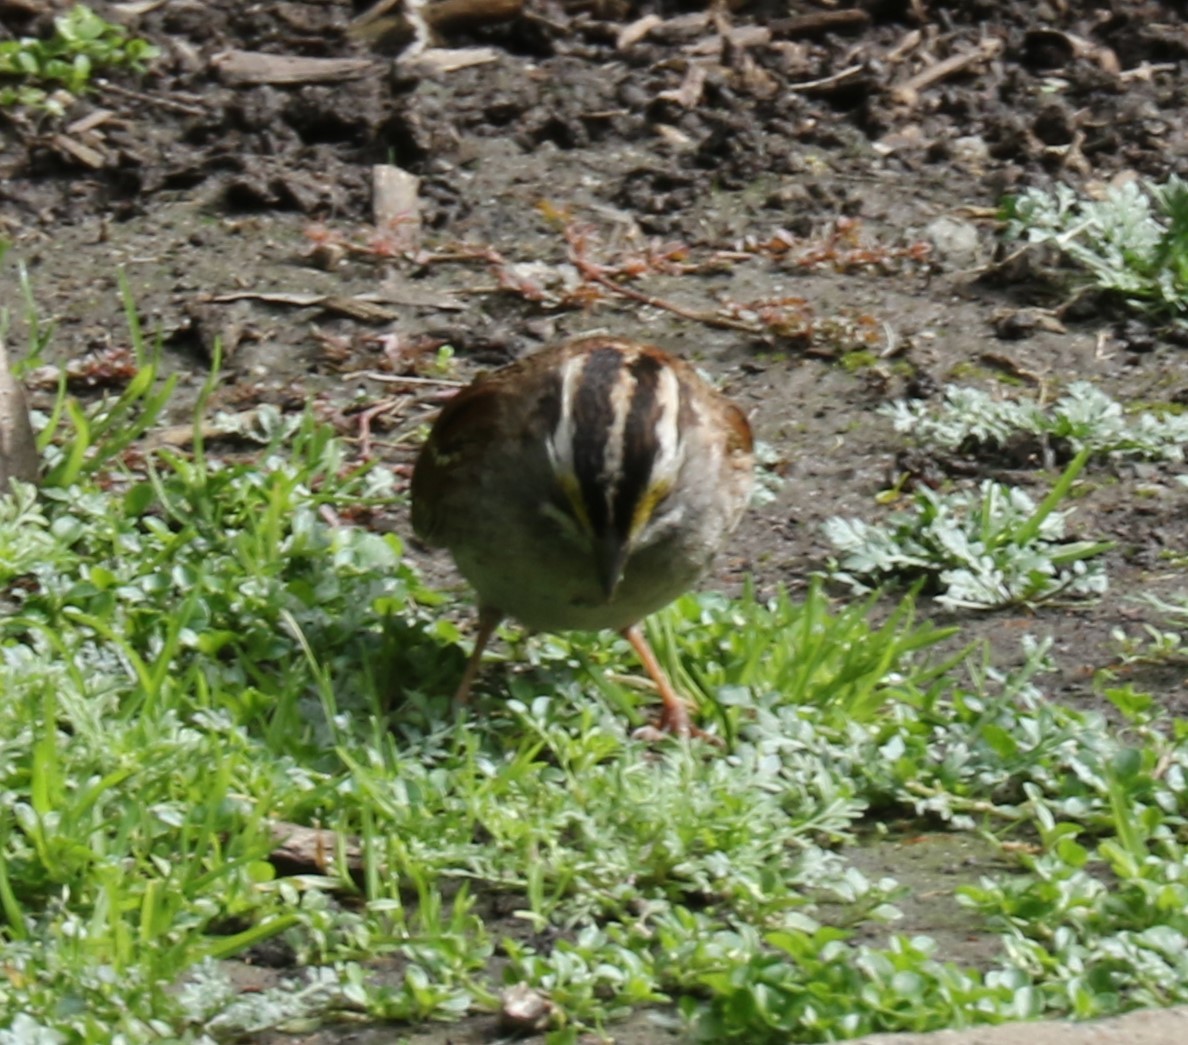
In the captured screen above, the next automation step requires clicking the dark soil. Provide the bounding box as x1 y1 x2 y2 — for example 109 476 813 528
3 0 1188 1041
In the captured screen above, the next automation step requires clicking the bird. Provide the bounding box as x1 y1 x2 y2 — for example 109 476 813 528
410 334 753 738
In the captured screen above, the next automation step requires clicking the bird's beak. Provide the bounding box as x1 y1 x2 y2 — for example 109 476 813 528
594 530 630 602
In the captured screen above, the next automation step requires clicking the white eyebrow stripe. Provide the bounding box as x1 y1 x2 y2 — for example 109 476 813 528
650 364 684 483
549 352 587 476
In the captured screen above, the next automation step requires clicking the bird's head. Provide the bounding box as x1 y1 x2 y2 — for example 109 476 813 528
546 341 689 600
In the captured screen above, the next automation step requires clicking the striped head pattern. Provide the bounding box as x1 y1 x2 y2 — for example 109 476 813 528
545 341 691 597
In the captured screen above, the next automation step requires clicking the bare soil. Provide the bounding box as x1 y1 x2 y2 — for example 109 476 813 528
3 0 1188 1041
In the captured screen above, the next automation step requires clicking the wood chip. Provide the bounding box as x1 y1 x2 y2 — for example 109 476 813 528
396 45 500 76
617 14 662 49
886 28 923 64
1120 61 1176 83
657 63 707 108
212 50 378 86
427 0 524 34
653 123 694 148
376 275 466 310
725 25 772 49
50 133 106 169
373 163 422 250
210 291 400 323
890 38 1004 107
0 339 39 490
308 295 403 323
267 819 365 875
111 0 170 14
66 109 116 135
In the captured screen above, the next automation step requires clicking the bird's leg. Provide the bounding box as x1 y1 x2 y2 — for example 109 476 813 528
452 606 502 705
622 623 706 740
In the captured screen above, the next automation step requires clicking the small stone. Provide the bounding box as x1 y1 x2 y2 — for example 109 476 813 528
499 982 559 1034
924 216 980 268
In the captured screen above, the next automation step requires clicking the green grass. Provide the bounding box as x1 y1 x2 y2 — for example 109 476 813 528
4 298 1188 1042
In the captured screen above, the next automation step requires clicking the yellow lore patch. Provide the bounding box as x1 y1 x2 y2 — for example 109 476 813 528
630 479 671 540
558 471 593 534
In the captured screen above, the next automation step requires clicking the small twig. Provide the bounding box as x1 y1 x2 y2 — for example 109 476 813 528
338 370 466 387
785 64 865 94
354 395 410 459
95 79 209 116
585 274 761 333
769 9 870 39
902 780 1022 821
390 409 443 446
1118 62 1175 83
349 0 402 34
561 222 762 332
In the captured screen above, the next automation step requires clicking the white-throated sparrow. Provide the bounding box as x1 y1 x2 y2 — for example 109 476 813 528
411 335 753 738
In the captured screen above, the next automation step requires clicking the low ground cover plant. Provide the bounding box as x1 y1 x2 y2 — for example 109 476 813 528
1002 176 1188 318
1 292 1187 1042
825 449 1112 608
0 4 158 114
884 382 1188 463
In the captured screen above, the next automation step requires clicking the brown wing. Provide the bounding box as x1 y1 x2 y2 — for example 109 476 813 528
410 378 506 545
409 343 570 544
720 399 753 458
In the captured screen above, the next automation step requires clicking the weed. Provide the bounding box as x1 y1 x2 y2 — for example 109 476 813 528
0 4 158 115
825 449 1112 608
886 382 1188 462
1107 592 1188 673
4 285 1188 1043
1002 176 1188 317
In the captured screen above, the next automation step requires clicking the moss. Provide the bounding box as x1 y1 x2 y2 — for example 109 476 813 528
1126 400 1188 417
840 349 878 372
946 360 1028 387
947 360 991 382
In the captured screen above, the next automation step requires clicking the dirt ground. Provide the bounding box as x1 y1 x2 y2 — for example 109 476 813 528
3 0 1188 1041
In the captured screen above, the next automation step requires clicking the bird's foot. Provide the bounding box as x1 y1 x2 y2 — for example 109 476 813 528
621 623 724 747
631 700 724 747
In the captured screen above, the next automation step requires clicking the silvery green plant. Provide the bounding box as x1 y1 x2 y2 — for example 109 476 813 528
884 382 1188 462
825 449 1112 609
1110 592 1188 669
1003 176 1188 316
